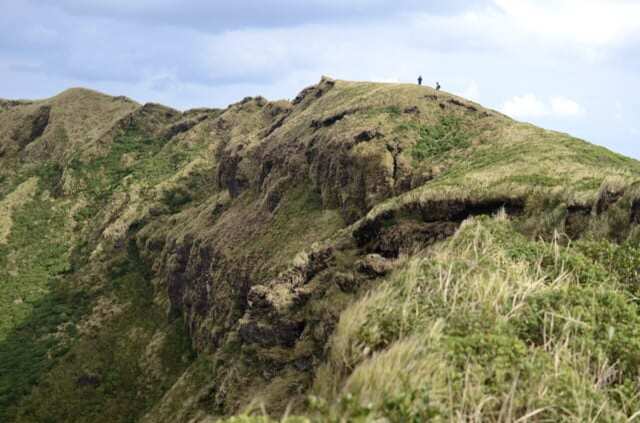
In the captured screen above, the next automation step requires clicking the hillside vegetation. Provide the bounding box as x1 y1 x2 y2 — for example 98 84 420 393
1 79 640 422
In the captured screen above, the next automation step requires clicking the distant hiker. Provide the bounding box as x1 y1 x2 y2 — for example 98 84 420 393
436 82 441 91
418 75 423 86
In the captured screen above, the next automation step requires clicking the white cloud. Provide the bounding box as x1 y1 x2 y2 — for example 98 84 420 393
404 1 640 65
550 96 585 117
501 94 585 119
501 94 548 118
461 81 480 102
492 0 640 48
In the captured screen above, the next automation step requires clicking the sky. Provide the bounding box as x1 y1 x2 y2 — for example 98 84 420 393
0 0 638 158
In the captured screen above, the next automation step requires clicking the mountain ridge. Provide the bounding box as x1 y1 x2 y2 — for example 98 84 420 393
2 78 640 422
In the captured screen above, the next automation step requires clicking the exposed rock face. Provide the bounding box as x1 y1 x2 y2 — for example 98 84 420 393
109 78 468 416
11 105 50 149
133 78 437 358
356 254 396 277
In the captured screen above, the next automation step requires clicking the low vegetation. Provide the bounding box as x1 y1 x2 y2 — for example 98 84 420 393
312 216 640 421
408 116 472 161
9 241 195 423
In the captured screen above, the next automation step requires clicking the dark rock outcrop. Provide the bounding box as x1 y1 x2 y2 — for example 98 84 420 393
11 105 50 149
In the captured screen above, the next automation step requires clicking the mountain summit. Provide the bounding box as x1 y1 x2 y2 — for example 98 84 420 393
2 78 640 422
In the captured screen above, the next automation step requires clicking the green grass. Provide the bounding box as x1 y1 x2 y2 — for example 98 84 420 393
0 283 91 422
311 216 640 421
503 174 563 187
568 138 639 169
6 239 195 423
364 105 404 118
408 116 472 162
68 128 169 201
161 186 193 212
0 190 82 420
33 162 64 193
0 127 202 421
0 193 71 340
573 239 640 294
235 185 344 269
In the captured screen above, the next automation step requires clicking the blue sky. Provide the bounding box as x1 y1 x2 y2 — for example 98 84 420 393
1 0 638 158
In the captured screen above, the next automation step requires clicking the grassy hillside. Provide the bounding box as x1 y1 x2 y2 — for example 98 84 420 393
1 78 640 422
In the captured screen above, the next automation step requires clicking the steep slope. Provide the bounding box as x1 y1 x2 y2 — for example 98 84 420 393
1 78 640 422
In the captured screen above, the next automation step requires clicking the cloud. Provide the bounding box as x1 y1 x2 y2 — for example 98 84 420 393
0 0 638 160
550 97 585 117
2 0 635 93
461 81 480 102
26 0 480 32
501 94 548 118
492 0 640 49
501 94 585 119
403 0 640 65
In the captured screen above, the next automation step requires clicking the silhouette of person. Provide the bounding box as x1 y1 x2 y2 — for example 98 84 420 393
418 76 423 86
436 82 441 91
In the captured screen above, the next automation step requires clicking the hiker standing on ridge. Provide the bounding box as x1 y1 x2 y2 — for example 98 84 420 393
436 82 441 91
417 75 423 86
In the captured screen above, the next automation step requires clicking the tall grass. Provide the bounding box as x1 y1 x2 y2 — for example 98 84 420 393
311 216 640 421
